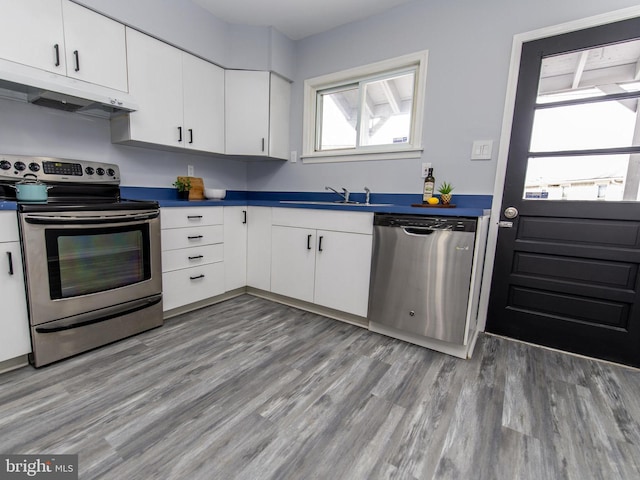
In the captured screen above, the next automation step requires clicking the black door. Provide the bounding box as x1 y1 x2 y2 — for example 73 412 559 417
487 17 640 367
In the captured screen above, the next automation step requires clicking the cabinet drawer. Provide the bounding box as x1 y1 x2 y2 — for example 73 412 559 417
161 207 223 229
162 262 224 311
161 225 223 251
162 244 223 273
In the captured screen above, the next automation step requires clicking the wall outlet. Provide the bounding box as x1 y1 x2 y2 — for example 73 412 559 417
421 162 432 178
290 150 297 163
187 165 194 176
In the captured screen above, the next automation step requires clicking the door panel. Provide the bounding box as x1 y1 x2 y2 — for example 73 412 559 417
487 16 640 367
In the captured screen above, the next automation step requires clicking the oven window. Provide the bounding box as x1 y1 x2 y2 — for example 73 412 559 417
46 225 151 299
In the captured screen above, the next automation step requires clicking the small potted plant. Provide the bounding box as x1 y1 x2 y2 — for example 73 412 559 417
173 177 192 200
438 181 454 205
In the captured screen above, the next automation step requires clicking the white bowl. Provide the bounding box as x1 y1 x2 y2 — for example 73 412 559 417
205 188 226 200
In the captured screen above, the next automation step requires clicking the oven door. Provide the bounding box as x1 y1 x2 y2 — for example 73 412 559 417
19 209 162 326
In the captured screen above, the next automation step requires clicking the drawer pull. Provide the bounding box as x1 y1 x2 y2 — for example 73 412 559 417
243 210 247 224
7 252 13 276
187 215 203 219
188 255 204 260
307 234 312 250
190 274 205 280
188 235 203 240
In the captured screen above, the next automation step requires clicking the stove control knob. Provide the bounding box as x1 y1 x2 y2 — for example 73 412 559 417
107 168 116 177
0 160 11 170
29 162 41 172
14 161 26 171
96 167 105 176
85 166 95 175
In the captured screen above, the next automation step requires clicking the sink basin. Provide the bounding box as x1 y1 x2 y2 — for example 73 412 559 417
279 201 392 207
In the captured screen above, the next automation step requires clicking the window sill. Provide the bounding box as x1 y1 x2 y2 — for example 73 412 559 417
301 148 423 164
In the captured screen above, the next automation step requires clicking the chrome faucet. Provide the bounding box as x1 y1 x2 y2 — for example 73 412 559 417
364 186 371 205
325 186 350 203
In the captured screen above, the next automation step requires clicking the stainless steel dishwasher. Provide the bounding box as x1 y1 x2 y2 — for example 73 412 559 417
368 214 477 345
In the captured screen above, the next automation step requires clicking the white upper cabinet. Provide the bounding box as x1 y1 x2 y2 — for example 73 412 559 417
0 0 66 74
268 73 291 160
61 1 128 92
0 0 127 91
182 54 225 153
115 28 183 147
112 28 225 154
225 70 290 159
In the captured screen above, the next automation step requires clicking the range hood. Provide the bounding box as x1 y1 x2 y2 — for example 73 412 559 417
0 58 137 118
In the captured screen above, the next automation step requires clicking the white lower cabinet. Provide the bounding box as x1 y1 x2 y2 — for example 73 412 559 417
223 206 248 291
270 208 374 317
313 230 373 317
0 212 31 362
271 226 316 303
159 206 374 318
246 207 272 291
160 207 224 311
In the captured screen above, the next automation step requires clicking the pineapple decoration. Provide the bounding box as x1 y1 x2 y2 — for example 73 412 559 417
438 181 454 205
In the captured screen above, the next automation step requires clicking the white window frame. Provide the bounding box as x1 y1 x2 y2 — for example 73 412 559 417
302 50 428 163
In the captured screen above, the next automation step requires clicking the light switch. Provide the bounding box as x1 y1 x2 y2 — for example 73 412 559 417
471 140 493 160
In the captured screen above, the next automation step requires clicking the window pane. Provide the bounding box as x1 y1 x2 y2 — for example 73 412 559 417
317 87 358 151
360 71 414 146
538 38 640 102
523 154 640 201
530 99 639 152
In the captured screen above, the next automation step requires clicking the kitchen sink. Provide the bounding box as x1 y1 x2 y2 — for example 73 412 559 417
279 200 392 207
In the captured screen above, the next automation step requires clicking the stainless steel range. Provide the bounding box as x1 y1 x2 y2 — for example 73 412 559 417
0 154 163 367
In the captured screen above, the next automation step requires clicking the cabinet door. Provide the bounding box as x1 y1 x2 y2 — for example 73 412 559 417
314 230 373 317
0 0 65 74
271 225 315 303
0 242 31 362
61 1 127 91
247 207 272 291
225 70 270 156
125 28 184 147
223 206 248 291
182 53 225 153
269 74 291 160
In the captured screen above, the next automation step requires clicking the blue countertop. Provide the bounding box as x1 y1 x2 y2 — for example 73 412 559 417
1 188 492 217
122 188 492 217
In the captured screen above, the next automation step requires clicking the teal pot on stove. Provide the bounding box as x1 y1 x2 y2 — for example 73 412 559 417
13 174 52 203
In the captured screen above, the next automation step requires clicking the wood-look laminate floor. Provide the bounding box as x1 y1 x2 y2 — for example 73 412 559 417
1 294 639 480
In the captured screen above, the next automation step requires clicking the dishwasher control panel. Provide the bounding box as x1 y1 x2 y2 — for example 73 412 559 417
373 213 476 232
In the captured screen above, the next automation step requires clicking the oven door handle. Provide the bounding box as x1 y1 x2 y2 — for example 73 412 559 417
34 294 163 333
24 211 160 225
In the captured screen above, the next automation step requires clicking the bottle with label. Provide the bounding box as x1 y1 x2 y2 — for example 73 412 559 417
423 168 435 202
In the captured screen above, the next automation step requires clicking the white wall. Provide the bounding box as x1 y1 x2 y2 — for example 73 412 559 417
247 0 640 194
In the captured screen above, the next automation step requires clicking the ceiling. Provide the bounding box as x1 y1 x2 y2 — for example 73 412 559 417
192 0 418 40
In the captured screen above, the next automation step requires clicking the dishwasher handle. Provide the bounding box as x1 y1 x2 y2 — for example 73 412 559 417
402 226 436 235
